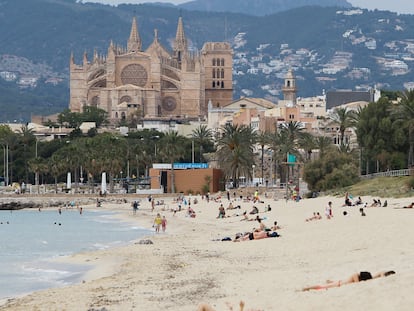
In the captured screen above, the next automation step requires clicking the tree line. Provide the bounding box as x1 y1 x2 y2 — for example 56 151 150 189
0 89 413 194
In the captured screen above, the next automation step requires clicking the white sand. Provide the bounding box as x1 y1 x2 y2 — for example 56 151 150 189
1 192 413 311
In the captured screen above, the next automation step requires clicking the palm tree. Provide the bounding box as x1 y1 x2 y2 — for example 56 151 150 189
80 137 102 193
314 136 334 159
158 131 186 193
191 124 213 162
298 132 317 162
18 125 35 185
396 89 414 167
279 120 304 143
0 125 15 185
28 157 48 193
98 134 127 193
62 140 85 193
2 132 19 185
215 124 257 188
256 131 269 184
268 124 301 186
266 130 282 185
329 107 357 147
48 153 66 193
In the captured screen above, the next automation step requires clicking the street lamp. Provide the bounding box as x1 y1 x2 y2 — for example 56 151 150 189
187 134 195 164
2 143 9 186
35 138 39 193
192 139 195 163
152 135 160 158
252 164 256 186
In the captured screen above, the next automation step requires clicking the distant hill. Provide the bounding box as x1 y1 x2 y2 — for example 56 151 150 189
1 0 414 122
178 0 352 16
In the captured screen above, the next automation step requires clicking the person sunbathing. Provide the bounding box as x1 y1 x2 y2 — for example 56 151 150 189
306 212 322 221
403 202 413 208
240 211 258 221
302 270 395 291
197 300 262 311
370 199 381 207
255 218 267 232
234 230 279 241
270 221 282 230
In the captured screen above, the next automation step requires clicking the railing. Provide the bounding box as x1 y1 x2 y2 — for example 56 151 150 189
360 168 413 179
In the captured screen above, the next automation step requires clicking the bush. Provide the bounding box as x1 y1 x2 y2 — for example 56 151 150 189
303 150 359 191
407 176 414 190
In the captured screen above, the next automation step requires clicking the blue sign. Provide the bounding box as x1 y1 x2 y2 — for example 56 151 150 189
173 163 209 169
287 153 297 166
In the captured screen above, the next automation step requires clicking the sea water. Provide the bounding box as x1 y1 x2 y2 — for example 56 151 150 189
0 208 151 300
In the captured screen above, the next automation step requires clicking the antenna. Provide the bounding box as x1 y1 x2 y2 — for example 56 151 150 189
224 16 228 42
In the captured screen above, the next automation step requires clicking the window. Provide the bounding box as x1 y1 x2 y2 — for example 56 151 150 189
91 96 100 107
212 59 216 66
221 81 224 88
212 81 215 88
221 69 224 78
221 58 224 66
212 69 216 78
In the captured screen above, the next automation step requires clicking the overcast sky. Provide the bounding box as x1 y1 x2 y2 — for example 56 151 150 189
84 0 414 15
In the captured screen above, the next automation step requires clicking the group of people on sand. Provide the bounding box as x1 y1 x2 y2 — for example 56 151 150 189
233 215 281 241
153 213 167 233
344 193 390 208
306 212 322 222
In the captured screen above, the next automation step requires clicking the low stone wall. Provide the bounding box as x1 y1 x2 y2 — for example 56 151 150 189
0 193 176 210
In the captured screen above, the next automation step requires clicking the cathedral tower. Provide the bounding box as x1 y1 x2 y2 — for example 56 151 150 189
202 42 233 112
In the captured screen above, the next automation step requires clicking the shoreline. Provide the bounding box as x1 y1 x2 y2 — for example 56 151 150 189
0 203 154 307
1 193 413 310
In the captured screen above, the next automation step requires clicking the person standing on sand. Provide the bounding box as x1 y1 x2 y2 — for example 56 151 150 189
161 216 167 232
325 201 333 219
153 213 162 233
132 201 138 215
217 204 226 218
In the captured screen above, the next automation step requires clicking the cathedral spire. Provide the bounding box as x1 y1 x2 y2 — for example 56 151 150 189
173 16 187 61
153 29 159 43
127 16 142 53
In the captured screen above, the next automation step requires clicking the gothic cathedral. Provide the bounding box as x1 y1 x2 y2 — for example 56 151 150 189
69 17 233 123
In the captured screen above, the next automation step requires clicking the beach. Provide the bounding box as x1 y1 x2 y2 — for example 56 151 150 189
0 191 413 311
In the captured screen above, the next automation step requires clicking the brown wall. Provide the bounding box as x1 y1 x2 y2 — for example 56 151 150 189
150 168 223 194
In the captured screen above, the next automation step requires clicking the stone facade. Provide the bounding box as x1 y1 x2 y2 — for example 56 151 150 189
69 17 233 123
